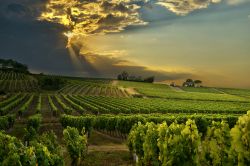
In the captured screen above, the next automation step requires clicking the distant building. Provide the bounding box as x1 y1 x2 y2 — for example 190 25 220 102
194 84 202 88
183 82 194 87
170 82 176 87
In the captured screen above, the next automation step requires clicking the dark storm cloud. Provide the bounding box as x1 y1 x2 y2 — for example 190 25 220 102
0 0 45 20
0 0 78 75
6 3 28 16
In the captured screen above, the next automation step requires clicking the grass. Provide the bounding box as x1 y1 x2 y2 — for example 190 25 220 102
218 88 250 98
63 131 131 166
136 88 248 102
7 123 26 138
181 87 222 94
88 131 124 146
8 121 132 166
118 81 173 92
81 151 132 166
118 81 249 102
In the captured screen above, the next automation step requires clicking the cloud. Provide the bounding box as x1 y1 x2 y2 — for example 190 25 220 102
0 0 225 81
0 0 45 21
156 0 221 15
36 0 206 80
227 0 249 5
38 0 229 47
39 0 147 46
78 48 193 80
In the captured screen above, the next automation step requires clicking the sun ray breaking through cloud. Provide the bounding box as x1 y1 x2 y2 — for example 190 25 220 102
39 0 147 47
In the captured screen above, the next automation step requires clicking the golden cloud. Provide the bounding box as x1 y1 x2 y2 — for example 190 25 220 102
227 0 248 5
81 49 128 58
39 0 146 47
79 50 193 80
39 0 227 47
156 0 221 15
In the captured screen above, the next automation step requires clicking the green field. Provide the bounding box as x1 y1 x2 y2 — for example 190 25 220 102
180 87 222 93
118 80 249 102
218 88 250 98
1 70 250 165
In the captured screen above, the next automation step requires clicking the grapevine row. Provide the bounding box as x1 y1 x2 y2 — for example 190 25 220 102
18 95 34 116
60 113 239 136
127 111 250 166
48 95 59 116
0 94 27 115
36 94 42 113
54 95 73 114
64 95 249 114
0 114 15 130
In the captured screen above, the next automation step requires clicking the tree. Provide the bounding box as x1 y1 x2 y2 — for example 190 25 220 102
38 76 66 90
117 71 129 80
117 71 155 83
194 80 202 84
121 71 129 80
0 58 29 73
194 80 202 87
144 76 155 83
186 79 193 83
117 74 123 80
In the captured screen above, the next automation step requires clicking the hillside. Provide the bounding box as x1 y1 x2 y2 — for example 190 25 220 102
0 69 250 165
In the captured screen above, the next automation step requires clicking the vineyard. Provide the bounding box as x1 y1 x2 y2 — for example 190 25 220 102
0 70 250 165
58 83 129 97
0 71 39 92
117 81 249 102
127 112 250 166
1 94 249 119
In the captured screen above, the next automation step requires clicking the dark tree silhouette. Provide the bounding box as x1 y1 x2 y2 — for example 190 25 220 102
144 76 155 83
121 71 129 80
117 71 154 83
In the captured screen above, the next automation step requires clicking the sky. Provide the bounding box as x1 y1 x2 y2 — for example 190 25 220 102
0 0 249 88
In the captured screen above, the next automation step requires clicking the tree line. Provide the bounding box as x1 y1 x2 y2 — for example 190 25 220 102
182 79 202 87
0 59 29 73
117 71 155 83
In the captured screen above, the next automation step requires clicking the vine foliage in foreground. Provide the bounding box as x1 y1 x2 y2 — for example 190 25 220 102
128 111 250 166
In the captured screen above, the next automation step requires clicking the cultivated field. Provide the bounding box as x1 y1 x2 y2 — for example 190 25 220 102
1 70 250 165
